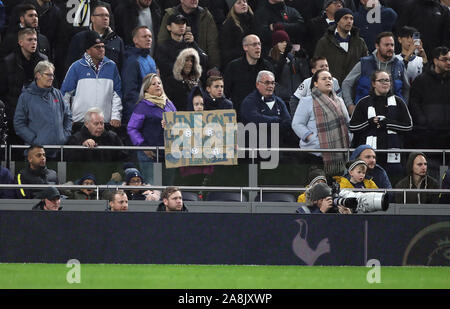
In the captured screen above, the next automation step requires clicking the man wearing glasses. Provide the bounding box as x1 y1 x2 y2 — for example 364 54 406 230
61 30 123 134
409 46 450 150
342 31 410 115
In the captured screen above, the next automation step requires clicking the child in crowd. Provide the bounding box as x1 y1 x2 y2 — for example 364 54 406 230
333 160 378 189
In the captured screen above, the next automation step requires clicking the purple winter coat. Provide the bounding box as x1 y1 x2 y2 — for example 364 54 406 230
127 98 177 146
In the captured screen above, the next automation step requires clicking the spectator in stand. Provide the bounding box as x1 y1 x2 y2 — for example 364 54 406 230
122 26 157 123
0 28 48 145
289 57 340 117
0 166 16 199
164 47 202 111
61 30 122 133
114 0 161 56
65 2 125 73
342 32 409 115
253 0 306 56
106 189 128 211
157 0 220 69
333 159 378 189
16 145 58 199
349 70 412 175
127 73 176 184
224 34 274 120
267 24 309 115
32 186 62 211
305 0 344 58
157 186 188 212
0 3 50 59
187 75 233 111
354 0 397 52
395 26 428 84
155 13 208 82
297 166 327 203
395 152 439 204
441 0 450 9
69 173 97 200
220 0 255 70
284 0 356 23
314 8 368 86
124 167 161 201
14 60 72 158
65 108 127 162
291 69 350 174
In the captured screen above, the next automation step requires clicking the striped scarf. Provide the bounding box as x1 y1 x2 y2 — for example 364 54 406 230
311 88 349 176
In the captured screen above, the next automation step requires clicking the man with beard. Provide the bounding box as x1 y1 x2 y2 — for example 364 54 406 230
342 31 409 115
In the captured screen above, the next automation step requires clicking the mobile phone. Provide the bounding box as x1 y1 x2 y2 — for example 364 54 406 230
186 26 191 33
412 32 420 46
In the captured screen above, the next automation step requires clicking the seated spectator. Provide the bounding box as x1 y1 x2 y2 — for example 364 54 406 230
348 144 392 189
157 186 188 212
440 168 450 205
333 159 378 189
127 73 177 184
0 28 48 145
157 0 220 69
155 14 208 82
349 70 412 175
291 69 350 174
32 186 62 211
16 145 58 199
14 60 72 158
124 167 161 201
72 173 97 200
220 0 255 70
0 166 16 199
66 108 127 162
297 166 327 203
61 30 122 133
296 182 351 214
267 24 309 113
395 26 428 84
122 25 158 123
106 189 129 211
395 152 439 204
164 47 202 111
65 2 125 73
354 0 397 52
289 56 340 117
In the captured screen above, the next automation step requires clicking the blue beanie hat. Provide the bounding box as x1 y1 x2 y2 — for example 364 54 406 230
77 173 97 185
350 145 373 161
125 168 144 184
334 8 353 24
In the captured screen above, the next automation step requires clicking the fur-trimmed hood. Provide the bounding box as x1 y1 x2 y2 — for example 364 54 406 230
172 48 202 81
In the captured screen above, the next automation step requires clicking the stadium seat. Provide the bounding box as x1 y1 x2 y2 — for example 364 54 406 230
182 191 200 201
254 192 297 202
205 192 247 202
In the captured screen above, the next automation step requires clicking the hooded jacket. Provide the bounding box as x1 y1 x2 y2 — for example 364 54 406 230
395 152 439 204
14 81 72 146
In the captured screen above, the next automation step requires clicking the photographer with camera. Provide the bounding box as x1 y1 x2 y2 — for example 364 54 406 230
296 182 352 214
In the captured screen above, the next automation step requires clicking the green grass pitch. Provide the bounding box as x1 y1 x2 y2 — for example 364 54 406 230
0 264 449 289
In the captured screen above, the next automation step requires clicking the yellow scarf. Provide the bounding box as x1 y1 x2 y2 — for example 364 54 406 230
144 92 167 110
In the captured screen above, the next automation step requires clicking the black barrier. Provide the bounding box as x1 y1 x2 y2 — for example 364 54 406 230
0 211 448 266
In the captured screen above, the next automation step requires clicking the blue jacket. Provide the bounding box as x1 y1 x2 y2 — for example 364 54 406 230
0 166 16 199
14 81 72 146
122 46 157 122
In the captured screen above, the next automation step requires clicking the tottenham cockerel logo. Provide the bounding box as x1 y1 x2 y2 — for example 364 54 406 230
292 219 330 265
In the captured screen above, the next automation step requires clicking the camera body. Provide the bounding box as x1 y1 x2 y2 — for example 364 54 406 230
331 182 389 213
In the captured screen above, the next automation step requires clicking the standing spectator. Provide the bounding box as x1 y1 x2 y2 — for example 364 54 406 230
65 2 125 72
342 32 409 115
241 70 292 148
305 0 344 57
114 0 162 55
122 26 158 123
289 57 340 117
32 187 62 211
155 13 208 82
61 30 123 133
65 108 127 162
107 189 129 211
0 28 47 145
164 47 202 111
157 0 220 69
408 46 450 150
314 8 368 85
395 152 439 204
354 0 397 52
220 0 255 70
0 3 50 59
127 73 176 184
441 0 450 9
267 24 310 113
291 69 350 175
224 34 274 120
14 60 72 157
157 186 188 212
187 75 233 111
16 145 58 199
253 0 306 55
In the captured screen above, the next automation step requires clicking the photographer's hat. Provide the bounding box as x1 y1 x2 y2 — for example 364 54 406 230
305 182 332 206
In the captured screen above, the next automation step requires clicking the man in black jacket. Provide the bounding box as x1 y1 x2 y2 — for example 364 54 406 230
32 186 62 211
66 107 127 162
157 186 188 212
16 145 58 199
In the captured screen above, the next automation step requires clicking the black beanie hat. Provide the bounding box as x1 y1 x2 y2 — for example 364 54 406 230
334 8 353 24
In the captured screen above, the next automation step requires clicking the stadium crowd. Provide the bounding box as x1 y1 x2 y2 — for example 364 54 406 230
0 0 449 208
